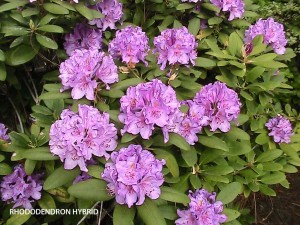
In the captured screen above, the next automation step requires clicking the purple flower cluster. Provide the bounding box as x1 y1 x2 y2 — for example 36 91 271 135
64 23 102 56
89 0 123 31
176 189 227 225
109 25 150 66
59 49 118 100
102 144 165 208
210 0 245 21
165 100 210 145
49 105 118 172
0 123 9 141
119 79 181 142
0 165 43 209
244 18 287 54
265 115 293 143
193 81 241 133
153 27 197 70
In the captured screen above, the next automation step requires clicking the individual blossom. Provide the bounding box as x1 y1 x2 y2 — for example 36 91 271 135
89 0 123 31
102 144 165 208
49 105 118 172
210 0 245 21
0 165 43 209
265 115 293 143
59 49 118 100
64 23 102 56
119 79 181 142
176 189 227 225
153 27 197 70
193 81 241 132
109 25 149 66
0 123 9 141
244 18 287 55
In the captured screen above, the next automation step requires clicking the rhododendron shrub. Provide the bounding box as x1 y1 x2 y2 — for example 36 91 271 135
0 0 299 225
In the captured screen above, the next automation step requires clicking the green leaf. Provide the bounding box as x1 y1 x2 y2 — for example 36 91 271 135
240 90 253 101
176 3 194 10
226 127 250 141
260 172 286 185
39 14 57 26
181 147 197 166
121 133 138 143
168 133 191 151
188 17 200 36
256 149 282 163
0 49 5 62
6 214 31 225
246 66 265 82
36 34 58 49
24 159 36 175
208 17 223 25
227 141 252 156
68 179 113 201
228 32 243 56
0 62 7 81
160 186 190 205
0 0 27 12
189 175 202 189
5 45 38 66
38 25 64 33
158 205 177 220
137 198 167 225
74 3 92 19
110 78 143 90
43 3 69 15
113 204 136 225
224 208 241 222
217 182 242 204
201 3 221 12
44 166 80 190
204 165 234 175
155 150 179 177
38 192 56 209
39 91 71 100
251 53 277 62
0 162 12 175
198 136 229 151
87 165 104 179
255 133 269 145
259 184 276 196
100 89 124 98
9 132 30 147
21 147 58 161
195 57 216 68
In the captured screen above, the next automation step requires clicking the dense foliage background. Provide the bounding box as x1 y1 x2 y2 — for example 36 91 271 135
0 0 299 225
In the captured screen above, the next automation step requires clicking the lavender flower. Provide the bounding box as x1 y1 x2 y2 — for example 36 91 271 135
0 123 9 141
265 115 293 143
64 23 102 56
119 79 182 142
244 18 287 54
210 0 245 21
49 105 118 172
193 81 241 132
89 0 123 31
109 25 149 66
176 189 227 225
59 49 118 100
102 144 165 208
169 101 209 145
0 165 43 209
153 27 197 70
